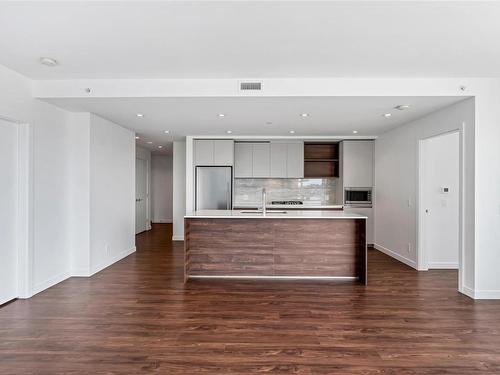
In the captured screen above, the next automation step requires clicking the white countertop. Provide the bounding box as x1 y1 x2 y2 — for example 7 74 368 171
234 204 344 209
185 209 367 219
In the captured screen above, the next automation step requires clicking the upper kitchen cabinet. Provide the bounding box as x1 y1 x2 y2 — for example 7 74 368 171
252 143 271 177
270 142 304 178
194 139 234 166
342 140 374 187
234 142 254 177
270 142 287 177
235 141 304 178
286 142 304 178
303 142 340 178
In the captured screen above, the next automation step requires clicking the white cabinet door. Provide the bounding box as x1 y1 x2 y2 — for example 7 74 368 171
286 142 304 178
252 143 271 177
343 141 374 187
214 140 234 165
194 140 214 166
234 143 253 177
344 207 374 244
270 143 287 178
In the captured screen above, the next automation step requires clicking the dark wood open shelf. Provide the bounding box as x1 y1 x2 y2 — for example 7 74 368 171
304 142 340 178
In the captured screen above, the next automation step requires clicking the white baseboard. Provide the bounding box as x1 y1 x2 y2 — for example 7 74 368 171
373 243 417 269
427 262 459 269
172 235 184 241
71 267 91 277
31 271 72 297
90 246 136 276
461 285 476 299
153 219 173 223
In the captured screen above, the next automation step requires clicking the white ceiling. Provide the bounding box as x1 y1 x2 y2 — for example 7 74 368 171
1 1 500 79
45 96 466 153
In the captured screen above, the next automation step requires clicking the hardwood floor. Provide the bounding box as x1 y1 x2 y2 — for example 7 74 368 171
1 223 499 374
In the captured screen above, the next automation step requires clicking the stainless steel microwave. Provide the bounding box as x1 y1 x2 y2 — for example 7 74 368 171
345 188 372 206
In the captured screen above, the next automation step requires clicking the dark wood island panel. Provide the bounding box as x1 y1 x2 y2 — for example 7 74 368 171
184 218 367 284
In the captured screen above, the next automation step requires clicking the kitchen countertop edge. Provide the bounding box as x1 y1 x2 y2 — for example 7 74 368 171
185 210 367 219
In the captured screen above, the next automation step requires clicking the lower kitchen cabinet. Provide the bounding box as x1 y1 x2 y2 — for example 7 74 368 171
344 206 374 245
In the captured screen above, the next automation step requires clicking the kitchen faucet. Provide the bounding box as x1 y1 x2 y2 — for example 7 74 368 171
262 188 267 216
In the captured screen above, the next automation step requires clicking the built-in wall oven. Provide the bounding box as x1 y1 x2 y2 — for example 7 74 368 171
344 187 372 207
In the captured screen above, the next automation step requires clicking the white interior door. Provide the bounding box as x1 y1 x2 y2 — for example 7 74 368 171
135 158 148 234
421 131 460 269
0 119 19 304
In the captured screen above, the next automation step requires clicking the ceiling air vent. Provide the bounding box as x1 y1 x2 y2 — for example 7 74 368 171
239 81 262 91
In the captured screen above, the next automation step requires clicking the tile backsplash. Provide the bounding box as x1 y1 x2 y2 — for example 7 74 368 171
234 178 340 206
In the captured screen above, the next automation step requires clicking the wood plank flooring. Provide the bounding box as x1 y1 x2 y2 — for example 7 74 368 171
1 223 500 374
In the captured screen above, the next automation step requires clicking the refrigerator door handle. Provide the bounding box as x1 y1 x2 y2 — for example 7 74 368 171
226 182 231 210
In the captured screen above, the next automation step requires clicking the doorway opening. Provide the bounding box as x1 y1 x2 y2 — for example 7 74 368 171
135 157 149 234
418 130 461 283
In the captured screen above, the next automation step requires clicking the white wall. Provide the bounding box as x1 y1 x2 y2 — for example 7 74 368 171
89 114 136 274
151 154 173 223
421 131 459 269
136 146 152 229
0 64 137 296
172 142 186 240
374 98 475 294
0 118 19 304
0 63 76 296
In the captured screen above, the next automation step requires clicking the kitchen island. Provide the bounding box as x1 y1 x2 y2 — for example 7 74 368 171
184 210 368 284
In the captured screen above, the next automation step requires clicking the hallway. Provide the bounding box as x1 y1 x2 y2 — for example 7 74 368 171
1 224 499 374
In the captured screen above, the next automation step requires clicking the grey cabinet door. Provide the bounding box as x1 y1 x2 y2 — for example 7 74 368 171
194 140 214 166
286 142 304 178
270 143 287 178
252 143 271 177
343 141 374 187
214 140 234 165
234 143 253 177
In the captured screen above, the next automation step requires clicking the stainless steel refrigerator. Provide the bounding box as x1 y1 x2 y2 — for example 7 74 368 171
195 166 232 210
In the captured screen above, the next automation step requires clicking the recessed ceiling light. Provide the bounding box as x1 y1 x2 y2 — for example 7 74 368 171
39 57 58 67
147 141 153 144
164 130 170 134
218 113 225 117
395 105 411 111
383 113 392 118
136 113 144 118
289 130 296 134
226 130 232 134
300 113 309 118
352 130 358 134
135 136 140 139
158 145 163 149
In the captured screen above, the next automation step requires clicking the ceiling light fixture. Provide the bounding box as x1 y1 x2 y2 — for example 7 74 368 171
300 113 309 118
289 130 296 134
147 141 153 144
158 145 163 149
226 130 232 134
394 105 410 111
39 57 58 67
164 130 170 134
136 113 144 118
383 113 392 118
135 136 140 139
352 130 358 134
218 113 225 117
